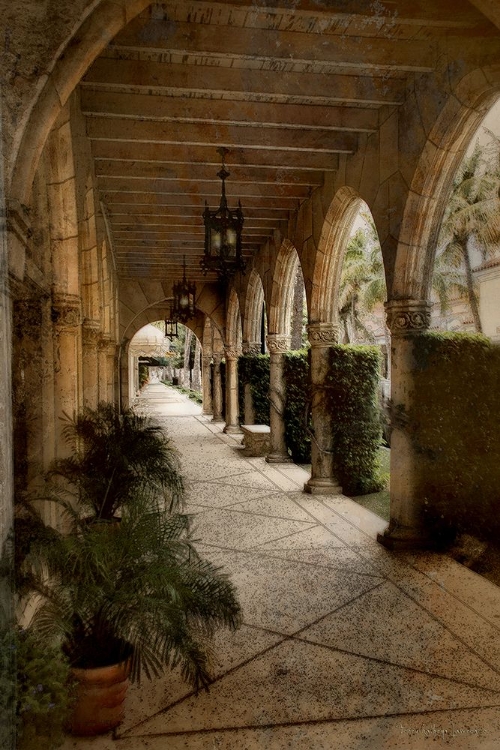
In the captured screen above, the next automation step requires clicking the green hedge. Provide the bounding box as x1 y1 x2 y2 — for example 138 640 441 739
283 350 311 463
409 332 500 542
237 354 270 425
325 345 383 495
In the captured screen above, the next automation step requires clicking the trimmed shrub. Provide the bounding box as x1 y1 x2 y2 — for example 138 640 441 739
408 332 500 543
237 354 270 425
283 349 311 463
325 344 383 495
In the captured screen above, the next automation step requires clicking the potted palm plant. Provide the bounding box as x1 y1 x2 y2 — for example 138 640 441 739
47 402 184 522
21 496 241 736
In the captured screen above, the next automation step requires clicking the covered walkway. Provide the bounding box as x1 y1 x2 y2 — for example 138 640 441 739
63 384 500 749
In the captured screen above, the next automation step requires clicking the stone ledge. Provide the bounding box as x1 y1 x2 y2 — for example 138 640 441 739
240 424 271 457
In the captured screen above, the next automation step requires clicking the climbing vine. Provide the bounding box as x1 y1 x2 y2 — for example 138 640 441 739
283 350 311 463
324 345 383 495
237 354 270 425
408 331 500 542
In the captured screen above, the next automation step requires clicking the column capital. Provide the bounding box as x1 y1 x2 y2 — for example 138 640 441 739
51 293 81 329
82 319 101 345
385 299 431 336
266 334 290 354
224 347 241 361
307 322 339 347
241 341 261 355
202 355 212 366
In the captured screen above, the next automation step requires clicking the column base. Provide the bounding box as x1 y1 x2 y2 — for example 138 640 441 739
303 477 342 495
211 416 225 423
202 409 213 416
377 522 430 551
266 453 293 464
223 424 242 435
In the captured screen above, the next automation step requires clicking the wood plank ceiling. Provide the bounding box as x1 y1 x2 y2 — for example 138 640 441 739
80 0 495 284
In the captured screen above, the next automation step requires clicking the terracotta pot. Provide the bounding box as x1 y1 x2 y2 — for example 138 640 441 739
68 660 130 736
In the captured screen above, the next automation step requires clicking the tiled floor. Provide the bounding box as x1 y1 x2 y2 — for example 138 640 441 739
62 384 500 749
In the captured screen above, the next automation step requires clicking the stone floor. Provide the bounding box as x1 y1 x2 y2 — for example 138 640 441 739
62 383 500 749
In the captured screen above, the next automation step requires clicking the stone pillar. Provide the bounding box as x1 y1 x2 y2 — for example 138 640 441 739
266 334 292 463
211 354 224 423
51 293 82 455
98 335 116 403
82 319 100 409
223 349 241 434
377 300 432 550
304 323 342 495
202 355 213 415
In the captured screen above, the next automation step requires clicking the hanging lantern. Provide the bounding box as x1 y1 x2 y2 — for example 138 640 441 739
201 147 245 280
164 317 178 341
172 256 196 323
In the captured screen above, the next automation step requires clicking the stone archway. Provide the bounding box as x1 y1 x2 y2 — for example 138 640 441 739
243 269 265 355
379 69 500 550
266 240 301 463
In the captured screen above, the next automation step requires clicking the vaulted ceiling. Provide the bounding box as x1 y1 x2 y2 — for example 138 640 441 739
79 0 497 286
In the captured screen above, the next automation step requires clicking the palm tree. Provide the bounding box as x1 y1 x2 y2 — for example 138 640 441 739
437 140 500 333
338 219 386 345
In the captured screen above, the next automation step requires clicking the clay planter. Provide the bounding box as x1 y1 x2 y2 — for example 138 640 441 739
68 660 130 736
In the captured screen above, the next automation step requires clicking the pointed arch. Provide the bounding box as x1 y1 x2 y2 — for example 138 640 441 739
268 240 301 335
394 71 500 301
310 187 364 324
243 269 265 345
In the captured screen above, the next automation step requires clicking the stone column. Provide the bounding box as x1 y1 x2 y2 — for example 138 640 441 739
98 335 116 403
241 341 261 424
202 355 213 415
82 319 100 409
266 334 292 463
304 323 342 495
377 300 432 550
223 349 241 434
211 354 224 423
51 293 81 455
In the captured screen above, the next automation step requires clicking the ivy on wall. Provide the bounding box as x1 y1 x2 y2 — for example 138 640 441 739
237 354 270 425
283 350 311 463
324 344 383 495
409 332 500 542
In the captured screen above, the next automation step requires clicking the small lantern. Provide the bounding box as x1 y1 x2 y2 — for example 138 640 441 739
201 147 245 280
172 256 196 323
165 318 178 341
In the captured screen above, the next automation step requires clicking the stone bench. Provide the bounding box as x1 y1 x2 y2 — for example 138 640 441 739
240 424 271 457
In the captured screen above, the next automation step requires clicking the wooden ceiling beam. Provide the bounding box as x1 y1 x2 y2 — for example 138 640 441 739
92 145 338 172
81 91 379 133
82 59 406 106
86 117 358 154
109 21 436 73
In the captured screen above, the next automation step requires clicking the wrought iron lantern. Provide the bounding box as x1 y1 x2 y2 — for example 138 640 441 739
201 147 245 280
171 256 196 323
164 317 178 341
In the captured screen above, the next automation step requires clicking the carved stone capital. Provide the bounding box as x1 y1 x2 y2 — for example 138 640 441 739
385 300 431 336
99 335 116 354
241 341 261 356
51 293 81 329
307 323 339 347
224 348 241 361
266 334 290 354
202 355 212 367
82 320 101 345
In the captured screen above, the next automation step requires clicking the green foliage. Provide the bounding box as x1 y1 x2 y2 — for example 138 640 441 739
20 498 242 691
283 350 311 463
46 402 184 521
237 354 270 425
0 627 74 750
324 345 383 495
138 363 149 388
408 332 500 543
